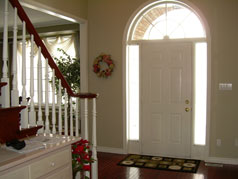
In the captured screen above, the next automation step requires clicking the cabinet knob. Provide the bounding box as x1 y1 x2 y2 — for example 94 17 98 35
51 162 55 167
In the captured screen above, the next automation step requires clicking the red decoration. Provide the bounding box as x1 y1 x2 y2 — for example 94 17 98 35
93 54 114 78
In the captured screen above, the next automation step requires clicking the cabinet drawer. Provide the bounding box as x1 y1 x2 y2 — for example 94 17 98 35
45 166 72 179
30 148 71 179
0 166 29 179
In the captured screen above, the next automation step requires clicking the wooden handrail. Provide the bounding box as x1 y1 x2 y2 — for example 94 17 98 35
8 0 96 99
76 93 98 99
0 82 7 88
0 82 7 96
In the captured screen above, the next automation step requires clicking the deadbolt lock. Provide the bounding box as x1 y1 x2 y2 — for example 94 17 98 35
185 107 190 112
185 99 190 104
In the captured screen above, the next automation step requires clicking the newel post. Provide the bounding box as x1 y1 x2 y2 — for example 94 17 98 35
92 96 98 179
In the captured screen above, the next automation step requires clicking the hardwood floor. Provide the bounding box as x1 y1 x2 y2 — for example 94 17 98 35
98 152 238 179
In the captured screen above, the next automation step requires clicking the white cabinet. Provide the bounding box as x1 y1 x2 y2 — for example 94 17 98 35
30 147 71 179
0 136 78 179
45 165 72 179
0 166 29 179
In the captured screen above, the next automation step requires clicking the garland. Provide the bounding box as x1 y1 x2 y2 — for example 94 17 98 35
93 54 114 78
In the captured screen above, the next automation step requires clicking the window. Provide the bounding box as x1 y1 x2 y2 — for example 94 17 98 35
127 45 139 140
17 34 77 103
132 2 205 40
194 42 207 145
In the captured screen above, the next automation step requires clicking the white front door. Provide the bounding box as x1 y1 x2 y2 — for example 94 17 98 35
141 42 192 158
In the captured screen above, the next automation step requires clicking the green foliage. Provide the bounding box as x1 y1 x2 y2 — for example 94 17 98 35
54 48 80 93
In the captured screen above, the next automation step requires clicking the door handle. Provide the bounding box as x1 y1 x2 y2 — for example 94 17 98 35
185 107 190 112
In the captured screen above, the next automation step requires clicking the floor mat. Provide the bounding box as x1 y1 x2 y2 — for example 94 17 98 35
118 154 200 173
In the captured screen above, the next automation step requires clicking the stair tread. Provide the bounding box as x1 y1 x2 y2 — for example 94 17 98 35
0 105 36 144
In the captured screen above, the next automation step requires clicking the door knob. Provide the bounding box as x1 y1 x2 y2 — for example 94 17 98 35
185 107 190 112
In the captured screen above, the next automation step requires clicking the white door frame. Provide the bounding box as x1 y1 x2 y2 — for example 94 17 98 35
123 0 211 160
19 0 89 92
19 0 89 138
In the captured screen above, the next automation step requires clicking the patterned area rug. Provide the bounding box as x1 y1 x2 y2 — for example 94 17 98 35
118 154 200 173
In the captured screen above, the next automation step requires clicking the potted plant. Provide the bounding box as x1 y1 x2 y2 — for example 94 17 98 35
53 48 80 93
72 139 94 179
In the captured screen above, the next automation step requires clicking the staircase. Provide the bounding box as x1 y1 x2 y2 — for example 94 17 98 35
0 0 98 178
0 82 43 143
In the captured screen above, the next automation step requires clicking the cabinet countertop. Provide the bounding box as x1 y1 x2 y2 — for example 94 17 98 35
0 134 80 172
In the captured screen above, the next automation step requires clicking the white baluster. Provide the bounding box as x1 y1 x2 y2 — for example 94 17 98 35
1 0 10 107
37 47 43 133
84 98 88 140
70 98 73 136
20 21 28 129
29 35 36 126
75 98 79 137
64 89 68 136
45 58 50 134
58 80 62 135
52 70 56 134
92 97 98 179
11 7 19 106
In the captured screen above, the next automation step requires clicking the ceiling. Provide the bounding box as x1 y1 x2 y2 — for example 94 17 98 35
0 1 73 31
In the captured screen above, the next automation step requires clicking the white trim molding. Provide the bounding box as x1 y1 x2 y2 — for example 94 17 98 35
206 157 238 165
191 145 206 160
97 146 126 154
20 0 87 24
79 22 89 93
79 22 89 139
128 140 141 154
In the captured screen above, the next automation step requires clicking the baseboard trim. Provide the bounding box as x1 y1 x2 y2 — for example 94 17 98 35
205 157 238 165
97 146 126 154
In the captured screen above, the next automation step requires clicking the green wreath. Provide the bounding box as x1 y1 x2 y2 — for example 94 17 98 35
93 54 114 78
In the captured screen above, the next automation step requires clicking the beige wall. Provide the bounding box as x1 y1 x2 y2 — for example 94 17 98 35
87 0 238 158
87 0 146 149
191 0 238 158
33 0 238 158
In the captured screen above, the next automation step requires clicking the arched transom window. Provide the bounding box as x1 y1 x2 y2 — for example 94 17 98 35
132 2 205 40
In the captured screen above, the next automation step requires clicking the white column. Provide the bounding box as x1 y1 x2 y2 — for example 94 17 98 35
58 79 62 135
11 7 19 106
1 0 10 107
29 35 36 126
80 23 89 138
70 98 73 136
20 21 28 129
91 97 98 179
83 99 90 179
37 47 44 133
83 98 88 140
75 98 79 137
44 58 50 134
64 89 68 136
52 69 56 134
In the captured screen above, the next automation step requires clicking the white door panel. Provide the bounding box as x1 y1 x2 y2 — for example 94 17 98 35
141 42 192 158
